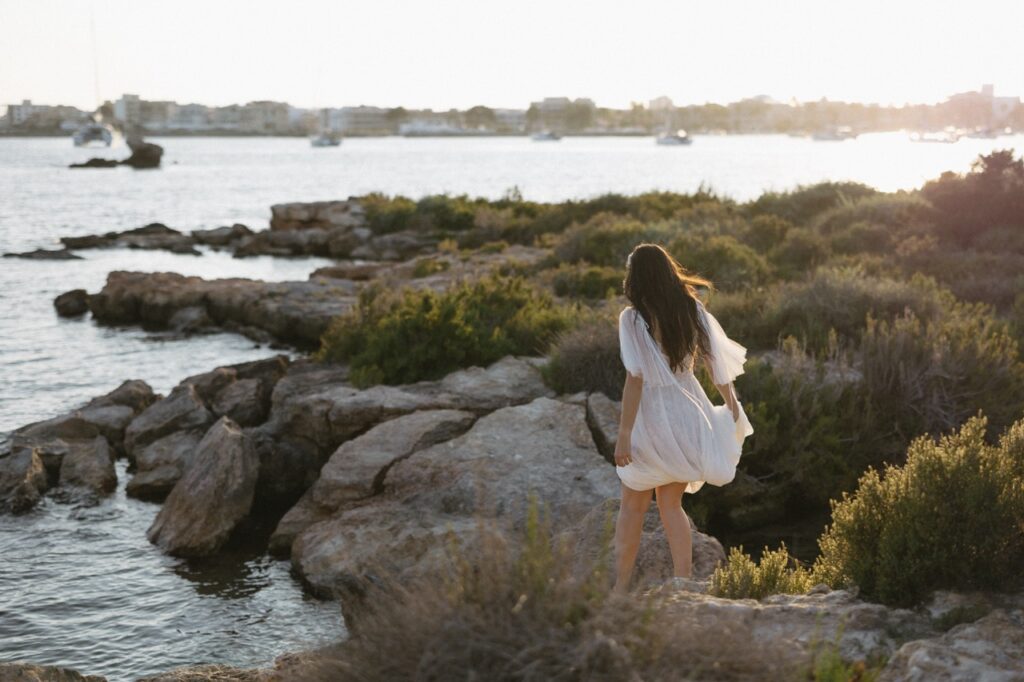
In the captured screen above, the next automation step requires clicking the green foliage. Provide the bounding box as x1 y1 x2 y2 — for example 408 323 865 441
813 193 936 235
746 182 878 225
543 308 626 399
361 192 417 234
813 415 1024 606
744 214 793 251
812 646 883 682
921 150 1024 245
669 233 771 288
554 212 674 266
411 256 450 278
860 303 1024 437
317 275 578 386
549 262 622 300
769 229 831 277
711 543 814 599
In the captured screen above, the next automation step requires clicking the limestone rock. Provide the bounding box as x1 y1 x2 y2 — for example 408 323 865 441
127 429 204 501
269 199 366 231
291 396 615 599
310 261 386 281
58 435 116 496
191 223 253 246
4 247 82 260
54 288 90 316
0 662 106 681
147 417 259 557
586 392 620 464
125 384 213 457
0 448 48 513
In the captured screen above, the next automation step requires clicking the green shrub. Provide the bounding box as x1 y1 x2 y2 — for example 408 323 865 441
813 414 1024 606
550 263 622 300
411 256 450 278
813 193 936 235
361 193 417 234
769 229 831 277
711 544 814 599
554 212 674 266
746 182 878 225
744 214 793 251
669 233 771 288
859 303 1024 437
317 275 579 386
828 221 893 256
543 308 625 399
897 244 1024 310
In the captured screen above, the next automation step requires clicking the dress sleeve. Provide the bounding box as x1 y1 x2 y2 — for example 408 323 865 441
618 307 645 378
697 300 747 384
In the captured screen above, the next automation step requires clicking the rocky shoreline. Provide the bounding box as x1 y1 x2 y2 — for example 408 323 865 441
4 197 1023 681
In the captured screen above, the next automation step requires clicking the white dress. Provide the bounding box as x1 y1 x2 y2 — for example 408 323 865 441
616 300 754 493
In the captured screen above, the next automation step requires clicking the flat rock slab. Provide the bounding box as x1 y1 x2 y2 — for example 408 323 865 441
292 396 616 599
0 662 107 681
147 417 259 557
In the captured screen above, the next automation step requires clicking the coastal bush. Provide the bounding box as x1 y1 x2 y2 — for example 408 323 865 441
896 244 1024 310
711 544 813 599
302 505 807 681
554 213 674 267
813 414 1024 606
828 221 893 256
768 229 831 278
812 193 936 235
411 256 450 278
669 233 771 288
361 193 417 234
859 303 1024 438
921 149 1024 245
745 182 878 226
543 308 625 399
743 214 793 251
550 263 622 300
317 275 578 386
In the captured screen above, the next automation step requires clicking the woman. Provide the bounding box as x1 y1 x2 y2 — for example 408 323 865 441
613 243 753 593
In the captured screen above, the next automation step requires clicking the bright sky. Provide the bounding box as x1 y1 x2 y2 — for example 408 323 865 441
1 0 1021 111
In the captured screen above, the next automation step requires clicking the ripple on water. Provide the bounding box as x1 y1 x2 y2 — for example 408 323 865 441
0 460 344 681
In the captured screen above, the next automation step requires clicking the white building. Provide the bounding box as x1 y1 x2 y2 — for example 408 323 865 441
8 100 43 125
649 96 674 111
322 106 392 134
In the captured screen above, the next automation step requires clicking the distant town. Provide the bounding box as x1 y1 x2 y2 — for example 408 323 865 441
3 86 1021 137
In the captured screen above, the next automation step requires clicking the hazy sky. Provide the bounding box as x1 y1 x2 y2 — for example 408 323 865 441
1 0 1021 111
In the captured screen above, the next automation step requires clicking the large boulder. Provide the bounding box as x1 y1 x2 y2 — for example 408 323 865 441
563 498 725 585
269 200 366 231
0 448 49 513
291 396 616 599
585 392 619 464
146 417 260 557
191 223 253 247
54 288 90 316
125 384 213 458
58 435 116 496
126 429 204 501
268 409 476 555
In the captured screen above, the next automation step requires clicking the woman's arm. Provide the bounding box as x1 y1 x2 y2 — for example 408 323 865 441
614 372 643 466
704 356 740 421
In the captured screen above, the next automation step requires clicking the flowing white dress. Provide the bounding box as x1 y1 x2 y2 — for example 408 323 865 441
616 300 754 493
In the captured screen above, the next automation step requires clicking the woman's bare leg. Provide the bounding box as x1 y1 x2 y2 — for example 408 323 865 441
655 482 692 578
613 483 652 593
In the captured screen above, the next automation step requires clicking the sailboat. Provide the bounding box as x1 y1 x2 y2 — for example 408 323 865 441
72 4 114 147
310 131 342 147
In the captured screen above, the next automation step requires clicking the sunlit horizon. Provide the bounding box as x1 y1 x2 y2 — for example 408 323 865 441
2 0 1022 111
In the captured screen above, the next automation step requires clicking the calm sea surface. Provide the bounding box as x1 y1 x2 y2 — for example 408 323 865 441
1 132 1022 679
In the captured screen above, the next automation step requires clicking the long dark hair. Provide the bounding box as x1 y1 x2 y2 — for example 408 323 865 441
623 243 712 372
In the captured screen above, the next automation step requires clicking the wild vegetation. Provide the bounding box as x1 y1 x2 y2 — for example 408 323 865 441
318 150 1024 608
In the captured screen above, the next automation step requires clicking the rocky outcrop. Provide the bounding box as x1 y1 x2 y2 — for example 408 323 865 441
124 384 214 459
54 289 89 316
291 396 616 600
191 223 253 247
270 200 366 231
86 271 357 347
0 662 107 681
564 498 725 585
122 138 164 169
147 417 260 557
3 247 82 260
585 392 620 464
61 224 198 255
126 429 204 501
2 381 156 512
268 408 476 554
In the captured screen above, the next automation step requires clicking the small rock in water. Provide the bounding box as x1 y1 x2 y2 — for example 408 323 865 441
4 247 83 260
54 289 90 317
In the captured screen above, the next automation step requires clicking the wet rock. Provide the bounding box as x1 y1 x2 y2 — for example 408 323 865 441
191 223 253 247
122 138 163 169
291 396 616 599
62 224 194 253
69 157 119 169
211 378 265 426
87 271 357 347
84 379 157 414
563 498 725 585
880 608 1024 681
124 384 214 458
10 417 102 482
269 409 476 555
4 248 82 260
248 429 323 509
0 448 49 513
58 435 116 496
54 288 90 316
0 662 107 681
167 306 213 333
147 417 260 557
127 429 204 501
585 392 619 464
